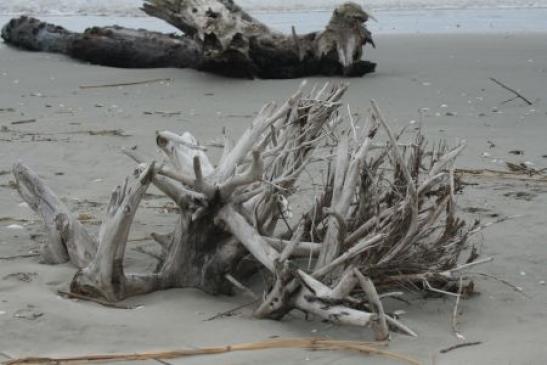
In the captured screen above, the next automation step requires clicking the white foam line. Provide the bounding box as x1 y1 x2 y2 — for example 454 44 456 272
2 0 547 17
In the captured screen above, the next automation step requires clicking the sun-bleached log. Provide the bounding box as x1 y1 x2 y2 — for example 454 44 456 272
1 17 201 68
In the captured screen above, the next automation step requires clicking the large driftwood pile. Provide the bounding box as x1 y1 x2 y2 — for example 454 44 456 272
1 1 376 78
13 83 490 338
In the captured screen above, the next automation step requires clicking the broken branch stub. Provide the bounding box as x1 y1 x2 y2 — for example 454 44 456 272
13 83 488 338
70 164 157 301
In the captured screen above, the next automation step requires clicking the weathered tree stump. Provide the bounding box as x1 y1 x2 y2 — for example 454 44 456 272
13 83 490 338
1 1 377 78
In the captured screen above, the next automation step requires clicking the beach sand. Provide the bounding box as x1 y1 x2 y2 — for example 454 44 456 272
1 33 546 364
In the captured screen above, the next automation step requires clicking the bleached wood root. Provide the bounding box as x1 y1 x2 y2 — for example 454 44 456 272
355 270 389 341
263 237 321 257
385 315 418 337
71 164 157 301
315 119 378 268
10 82 484 340
217 205 279 272
293 270 374 326
12 162 97 267
294 287 375 327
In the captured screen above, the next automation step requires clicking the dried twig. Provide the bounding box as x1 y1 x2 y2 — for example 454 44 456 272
385 315 418 337
440 341 483 354
473 273 529 298
205 300 258 321
153 359 172 365
0 253 40 261
80 78 171 89
4 337 420 365
11 119 36 125
489 77 533 105
87 129 131 137
132 246 163 261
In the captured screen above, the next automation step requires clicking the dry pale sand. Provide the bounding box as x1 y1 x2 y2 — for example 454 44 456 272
0 33 546 365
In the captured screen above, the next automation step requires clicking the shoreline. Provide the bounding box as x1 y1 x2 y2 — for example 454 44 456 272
2 4 547 14
2 7 547 34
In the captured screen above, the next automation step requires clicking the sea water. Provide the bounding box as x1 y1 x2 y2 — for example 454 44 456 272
1 0 547 16
1 1 547 34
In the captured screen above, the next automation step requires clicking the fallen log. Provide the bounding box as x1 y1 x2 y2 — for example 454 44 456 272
1 1 377 79
12 83 491 338
1 17 202 68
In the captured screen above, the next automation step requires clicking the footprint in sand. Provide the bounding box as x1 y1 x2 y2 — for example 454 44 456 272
3 272 38 283
14 305 43 320
503 191 538 201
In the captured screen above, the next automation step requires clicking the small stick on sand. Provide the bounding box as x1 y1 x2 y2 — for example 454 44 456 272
455 168 547 183
80 78 172 89
205 300 258 321
57 291 139 310
440 341 483 354
489 77 533 105
0 253 40 261
11 119 36 125
153 359 173 365
132 246 163 261
474 273 530 298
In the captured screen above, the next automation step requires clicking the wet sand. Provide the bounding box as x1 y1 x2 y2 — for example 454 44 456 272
1 33 546 364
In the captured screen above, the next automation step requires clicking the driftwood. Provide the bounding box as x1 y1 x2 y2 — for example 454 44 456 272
12 83 489 337
1 1 376 79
